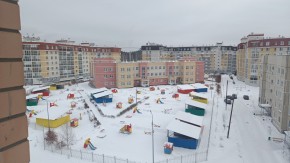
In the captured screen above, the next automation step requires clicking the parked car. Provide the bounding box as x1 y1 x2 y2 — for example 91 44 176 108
224 99 232 104
230 76 233 80
232 94 237 99
226 95 234 100
243 95 249 100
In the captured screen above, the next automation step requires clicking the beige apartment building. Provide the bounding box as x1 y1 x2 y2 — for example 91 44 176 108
259 55 290 132
236 33 290 86
0 0 30 162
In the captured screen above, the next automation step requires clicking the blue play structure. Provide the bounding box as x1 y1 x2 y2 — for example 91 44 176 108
92 90 113 104
168 133 199 149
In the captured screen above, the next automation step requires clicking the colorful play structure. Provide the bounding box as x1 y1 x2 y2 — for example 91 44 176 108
189 92 208 104
28 110 37 118
49 102 58 107
92 90 113 104
49 84 65 90
191 83 208 93
136 90 141 94
111 89 118 93
185 100 207 116
156 98 164 104
116 102 122 109
83 138 96 150
172 93 179 99
120 124 132 134
177 85 194 94
150 87 155 91
128 97 134 104
26 94 39 106
70 118 79 127
32 86 50 96
164 142 173 154
71 101 77 108
35 107 71 128
67 93 75 99
133 107 141 114
161 89 165 95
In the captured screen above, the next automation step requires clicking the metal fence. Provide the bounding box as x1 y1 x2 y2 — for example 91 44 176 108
155 150 208 163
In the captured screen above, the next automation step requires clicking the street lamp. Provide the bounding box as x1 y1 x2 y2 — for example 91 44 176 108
150 110 155 163
44 99 51 131
227 98 235 138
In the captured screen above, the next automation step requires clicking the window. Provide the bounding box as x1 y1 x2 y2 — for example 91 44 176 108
280 41 284 45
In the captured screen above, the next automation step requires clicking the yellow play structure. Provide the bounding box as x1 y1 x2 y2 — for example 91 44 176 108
36 115 70 128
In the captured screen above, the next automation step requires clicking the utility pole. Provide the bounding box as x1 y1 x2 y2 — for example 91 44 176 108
227 99 235 138
225 80 228 110
46 100 51 131
150 110 155 163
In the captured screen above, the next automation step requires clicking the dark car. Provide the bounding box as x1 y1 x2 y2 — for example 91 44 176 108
243 95 249 100
232 94 237 99
224 99 232 104
226 95 234 100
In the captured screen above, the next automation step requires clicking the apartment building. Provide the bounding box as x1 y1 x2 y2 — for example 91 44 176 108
90 57 204 89
259 55 290 132
236 33 290 86
141 42 237 74
22 38 121 85
0 0 30 162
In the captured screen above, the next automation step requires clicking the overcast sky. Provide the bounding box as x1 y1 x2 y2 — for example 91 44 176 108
20 0 290 51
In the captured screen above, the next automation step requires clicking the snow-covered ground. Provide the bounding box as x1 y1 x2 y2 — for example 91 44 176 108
27 75 290 163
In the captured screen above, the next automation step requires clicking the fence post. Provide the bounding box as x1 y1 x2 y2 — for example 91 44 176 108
103 154 105 163
80 150 82 160
166 158 168 163
194 152 196 163
61 147 62 155
70 148 72 157
181 155 183 163
92 152 94 162
127 158 128 163
114 156 116 163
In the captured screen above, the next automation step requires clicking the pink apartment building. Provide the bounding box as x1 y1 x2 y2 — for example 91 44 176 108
90 57 204 89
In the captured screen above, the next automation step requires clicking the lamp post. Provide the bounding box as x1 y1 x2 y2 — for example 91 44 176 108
150 110 155 163
44 99 51 131
227 98 235 138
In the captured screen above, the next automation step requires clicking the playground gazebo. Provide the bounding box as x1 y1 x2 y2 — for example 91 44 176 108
177 85 194 94
93 90 113 103
26 94 39 106
189 92 208 104
175 111 204 127
32 86 50 96
167 119 202 149
185 100 207 116
90 87 108 99
191 83 208 93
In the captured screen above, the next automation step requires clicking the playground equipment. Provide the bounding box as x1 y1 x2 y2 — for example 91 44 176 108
71 101 77 108
136 90 141 94
161 89 165 95
133 107 142 114
83 138 96 150
120 124 132 134
112 89 118 93
67 93 75 99
49 102 58 107
28 110 37 118
172 93 179 99
150 87 155 91
128 97 134 104
116 102 122 109
164 142 173 154
156 98 164 104
70 118 79 127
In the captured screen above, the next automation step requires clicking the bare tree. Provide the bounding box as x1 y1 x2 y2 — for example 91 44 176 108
45 130 58 145
59 122 75 148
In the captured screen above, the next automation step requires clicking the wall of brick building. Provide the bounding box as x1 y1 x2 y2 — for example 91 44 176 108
0 0 30 162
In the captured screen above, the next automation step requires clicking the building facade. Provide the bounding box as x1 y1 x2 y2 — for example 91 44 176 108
259 55 290 132
236 33 290 86
0 0 30 162
90 58 204 89
141 42 237 74
22 39 121 85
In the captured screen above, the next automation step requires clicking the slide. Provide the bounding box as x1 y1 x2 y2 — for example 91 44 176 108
136 109 142 114
159 100 164 104
89 142 97 150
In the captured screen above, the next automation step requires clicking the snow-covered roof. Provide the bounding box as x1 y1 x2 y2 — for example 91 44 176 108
189 92 208 99
175 111 203 127
35 107 71 120
185 100 207 109
89 87 108 95
259 104 271 108
32 86 50 92
26 94 39 99
167 119 201 139
93 90 112 99
177 85 194 90
191 83 208 89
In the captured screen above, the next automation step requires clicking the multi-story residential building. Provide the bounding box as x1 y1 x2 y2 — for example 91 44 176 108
121 50 142 62
90 57 204 88
236 33 290 86
141 42 237 74
22 38 121 85
259 55 290 132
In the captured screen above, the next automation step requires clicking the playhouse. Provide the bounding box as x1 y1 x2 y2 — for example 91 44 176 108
35 108 71 128
189 92 208 104
26 94 39 106
32 86 50 96
185 100 207 116
167 119 202 149
177 85 194 94
70 118 79 127
128 97 134 104
90 87 108 98
175 111 204 127
116 102 122 109
172 93 179 99
191 83 208 93
92 90 113 103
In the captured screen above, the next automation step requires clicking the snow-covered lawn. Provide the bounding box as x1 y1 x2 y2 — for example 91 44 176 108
28 75 290 163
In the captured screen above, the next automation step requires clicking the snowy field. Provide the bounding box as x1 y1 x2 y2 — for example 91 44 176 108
27 75 290 163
